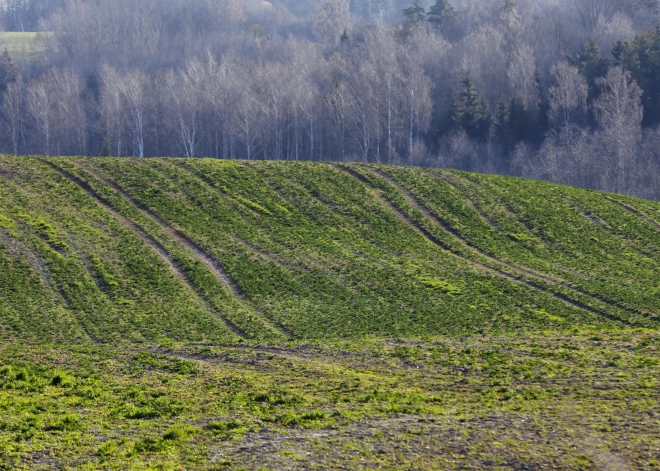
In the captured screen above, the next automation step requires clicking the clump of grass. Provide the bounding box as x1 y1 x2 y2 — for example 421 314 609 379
13 369 29 382
162 423 197 442
205 421 246 440
44 414 83 432
50 370 74 387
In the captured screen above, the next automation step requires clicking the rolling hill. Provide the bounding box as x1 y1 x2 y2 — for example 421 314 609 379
1 156 659 343
1 156 659 470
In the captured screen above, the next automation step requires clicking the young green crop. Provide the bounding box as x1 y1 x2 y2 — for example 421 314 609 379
0 156 658 342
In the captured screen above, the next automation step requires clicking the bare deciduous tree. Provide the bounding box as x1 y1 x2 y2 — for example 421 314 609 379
313 0 351 46
594 67 643 193
100 65 126 157
549 62 588 130
119 69 151 158
1 81 24 156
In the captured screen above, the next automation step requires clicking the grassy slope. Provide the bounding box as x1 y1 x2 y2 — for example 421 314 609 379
1 156 659 470
0 156 658 343
0 32 45 60
0 334 658 470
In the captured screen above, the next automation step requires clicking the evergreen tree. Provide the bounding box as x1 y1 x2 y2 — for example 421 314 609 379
616 28 660 126
427 0 453 33
0 49 18 96
569 41 609 104
449 72 492 141
612 40 625 67
494 98 510 143
340 29 350 54
508 96 529 143
402 1 426 37
532 71 551 142
100 139 111 157
494 96 530 151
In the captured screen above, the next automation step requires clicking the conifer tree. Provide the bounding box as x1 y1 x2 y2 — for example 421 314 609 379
570 41 609 104
509 97 529 142
494 99 510 143
449 72 492 141
611 40 625 67
532 71 551 142
427 0 453 33
615 29 660 126
402 1 426 37
0 49 18 96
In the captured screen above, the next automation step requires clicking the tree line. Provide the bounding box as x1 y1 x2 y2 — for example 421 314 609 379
1 0 660 199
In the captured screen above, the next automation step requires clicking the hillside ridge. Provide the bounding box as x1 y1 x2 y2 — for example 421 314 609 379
1 156 659 343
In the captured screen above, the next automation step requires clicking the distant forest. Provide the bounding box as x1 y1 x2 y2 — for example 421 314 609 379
1 0 660 199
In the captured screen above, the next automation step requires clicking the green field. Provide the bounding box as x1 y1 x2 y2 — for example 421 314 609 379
0 156 659 469
0 32 45 60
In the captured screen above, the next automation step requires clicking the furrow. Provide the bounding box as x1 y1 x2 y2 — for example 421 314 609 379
425 170 504 233
0 178 103 344
75 159 293 340
335 164 637 327
79 162 237 292
161 160 306 340
605 196 660 231
641 203 660 218
564 197 611 230
368 167 653 320
0 212 56 292
406 176 646 316
370 168 561 283
166 160 289 271
43 159 247 340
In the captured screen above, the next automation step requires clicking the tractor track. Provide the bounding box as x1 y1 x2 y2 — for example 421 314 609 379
43 159 249 340
417 174 648 318
0 175 104 344
73 159 293 340
334 164 643 327
425 170 504 234
369 166 651 323
605 196 660 231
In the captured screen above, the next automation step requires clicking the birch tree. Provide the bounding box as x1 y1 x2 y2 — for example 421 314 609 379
346 61 375 162
313 0 351 46
365 27 401 164
100 65 126 156
399 48 432 161
594 67 643 193
1 81 24 156
549 62 588 131
41 68 89 156
119 69 150 158
165 58 207 158
233 65 263 160
26 78 54 156
259 61 293 161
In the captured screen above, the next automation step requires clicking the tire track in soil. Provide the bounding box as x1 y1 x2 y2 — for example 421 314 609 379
605 196 660 231
43 159 248 340
640 203 660 218
154 159 307 340
370 166 654 324
0 176 103 344
0 211 57 292
334 164 640 327
564 197 612 230
417 174 647 318
167 160 290 272
425 170 504 233
73 159 293 340
240 161 408 284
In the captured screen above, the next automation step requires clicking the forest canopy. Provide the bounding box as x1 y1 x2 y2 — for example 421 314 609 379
1 0 660 199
